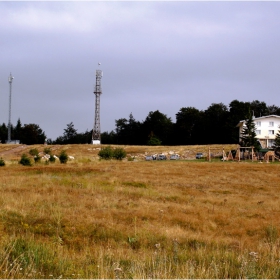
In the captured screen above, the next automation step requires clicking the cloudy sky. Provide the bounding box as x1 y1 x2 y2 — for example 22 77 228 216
1 1 280 140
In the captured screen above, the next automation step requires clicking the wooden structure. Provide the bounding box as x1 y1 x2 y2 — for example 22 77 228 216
227 150 234 161
235 146 257 162
206 145 278 162
263 151 275 162
207 147 227 162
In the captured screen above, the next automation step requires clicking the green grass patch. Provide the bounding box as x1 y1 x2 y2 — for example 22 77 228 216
123 181 147 188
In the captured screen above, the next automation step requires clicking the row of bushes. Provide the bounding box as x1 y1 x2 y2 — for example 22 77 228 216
0 146 127 167
19 149 69 166
0 148 69 167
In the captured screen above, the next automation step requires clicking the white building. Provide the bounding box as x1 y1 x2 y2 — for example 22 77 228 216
237 115 280 148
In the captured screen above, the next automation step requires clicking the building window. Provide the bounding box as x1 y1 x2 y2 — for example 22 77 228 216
269 121 274 127
256 130 261 135
256 121 261 127
269 130 274 135
268 139 275 148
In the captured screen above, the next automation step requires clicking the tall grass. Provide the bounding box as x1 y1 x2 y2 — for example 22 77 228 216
0 144 280 278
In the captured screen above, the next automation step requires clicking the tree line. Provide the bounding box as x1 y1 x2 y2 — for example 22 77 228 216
101 99 280 146
1 99 280 145
0 119 46 144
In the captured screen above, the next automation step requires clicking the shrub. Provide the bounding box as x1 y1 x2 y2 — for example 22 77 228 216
29 148 40 163
29 148 39 156
34 155 41 163
44 147 51 154
98 146 113 160
147 136 162 146
113 147 127 160
49 155 56 163
19 154 32 166
0 157 5 166
59 150 68 164
127 156 135 161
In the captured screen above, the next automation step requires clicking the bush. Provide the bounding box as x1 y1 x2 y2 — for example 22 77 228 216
29 148 40 163
59 150 68 164
44 147 51 154
147 136 162 146
49 155 56 163
113 147 127 160
19 154 32 166
0 157 5 166
98 146 114 160
34 155 41 163
29 148 39 156
98 146 127 161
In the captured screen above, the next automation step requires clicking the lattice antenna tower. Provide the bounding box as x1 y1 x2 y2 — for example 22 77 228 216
8 73 14 143
92 63 103 144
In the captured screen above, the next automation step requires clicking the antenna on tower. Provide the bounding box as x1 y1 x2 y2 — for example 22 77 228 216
7 73 14 143
92 63 103 144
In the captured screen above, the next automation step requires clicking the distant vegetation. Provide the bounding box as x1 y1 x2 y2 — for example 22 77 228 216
50 99 280 145
0 119 46 145
1 99 280 145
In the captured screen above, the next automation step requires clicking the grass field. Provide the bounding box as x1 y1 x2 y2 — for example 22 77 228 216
0 144 279 278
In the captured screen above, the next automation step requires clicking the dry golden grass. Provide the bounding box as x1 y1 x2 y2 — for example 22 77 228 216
0 144 279 278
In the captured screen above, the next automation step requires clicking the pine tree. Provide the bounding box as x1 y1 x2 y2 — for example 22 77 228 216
240 110 259 150
14 118 22 140
272 126 280 153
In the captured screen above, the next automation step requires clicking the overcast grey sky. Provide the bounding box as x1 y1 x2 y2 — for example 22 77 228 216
1 1 280 140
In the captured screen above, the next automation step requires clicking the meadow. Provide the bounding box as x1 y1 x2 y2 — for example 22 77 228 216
0 144 279 279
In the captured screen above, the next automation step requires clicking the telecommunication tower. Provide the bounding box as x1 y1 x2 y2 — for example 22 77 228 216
7 73 14 143
92 64 103 144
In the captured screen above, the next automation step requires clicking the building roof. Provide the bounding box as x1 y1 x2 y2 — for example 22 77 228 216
236 115 280 127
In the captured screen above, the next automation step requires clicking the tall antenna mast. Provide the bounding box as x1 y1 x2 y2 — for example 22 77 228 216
8 73 14 143
92 63 103 144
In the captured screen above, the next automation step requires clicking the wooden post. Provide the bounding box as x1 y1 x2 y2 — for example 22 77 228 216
208 147 211 162
238 147 240 161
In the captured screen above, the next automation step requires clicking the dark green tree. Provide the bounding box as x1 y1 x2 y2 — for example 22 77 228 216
147 135 162 146
126 113 143 144
13 118 22 140
114 114 144 145
229 100 251 143
0 123 7 143
250 100 268 118
63 122 77 143
143 110 173 145
175 107 203 145
115 118 129 144
20 124 47 145
267 105 280 115
272 126 280 154
203 103 230 144
101 131 117 144
53 126 92 144
240 110 259 149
